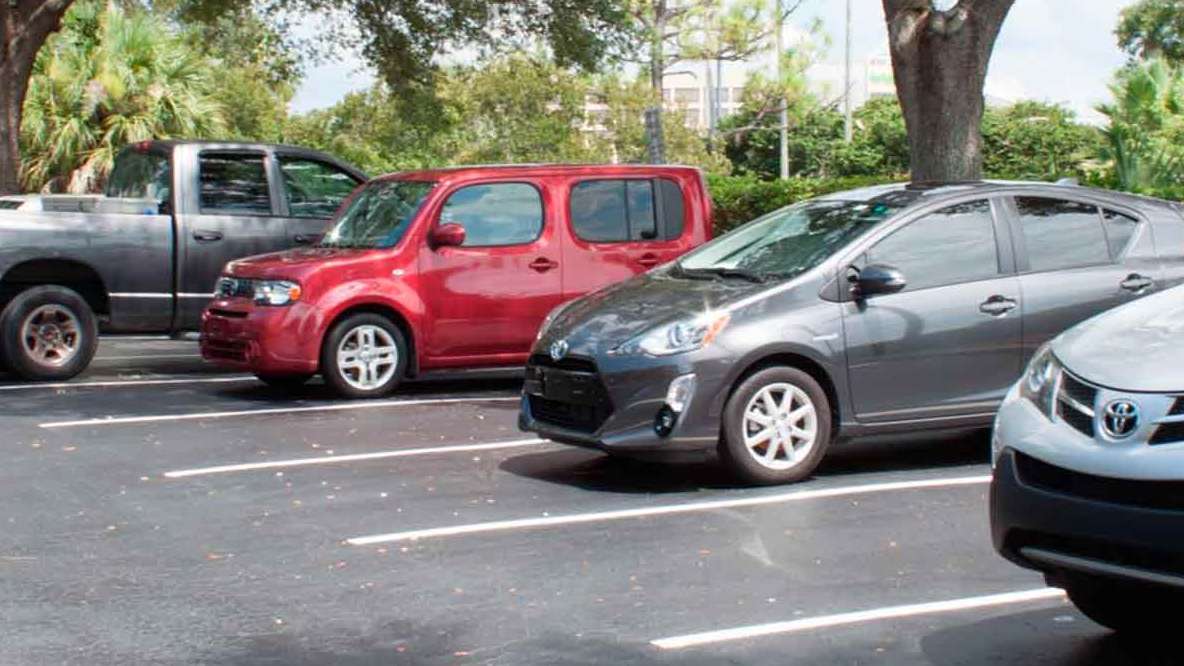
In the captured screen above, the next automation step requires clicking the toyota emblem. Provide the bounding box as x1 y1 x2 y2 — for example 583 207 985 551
549 339 569 362
1101 399 1140 439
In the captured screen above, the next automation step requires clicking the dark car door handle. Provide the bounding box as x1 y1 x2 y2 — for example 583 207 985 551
529 257 559 273
294 234 320 245
979 295 1017 316
193 230 223 242
637 253 661 268
1120 273 1154 292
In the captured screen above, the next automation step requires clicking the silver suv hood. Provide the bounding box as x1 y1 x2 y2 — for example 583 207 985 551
1054 285 1184 392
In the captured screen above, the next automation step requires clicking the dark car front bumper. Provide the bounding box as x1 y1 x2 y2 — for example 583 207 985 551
991 448 1184 589
517 352 724 461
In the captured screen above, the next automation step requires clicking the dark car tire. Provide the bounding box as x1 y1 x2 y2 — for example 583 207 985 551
719 366 833 486
0 285 98 382
1065 577 1180 635
256 373 314 390
320 313 408 399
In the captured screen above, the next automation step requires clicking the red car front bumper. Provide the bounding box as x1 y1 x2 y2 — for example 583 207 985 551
200 300 321 375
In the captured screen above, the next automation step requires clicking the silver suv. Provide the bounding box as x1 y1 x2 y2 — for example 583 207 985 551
991 283 1184 634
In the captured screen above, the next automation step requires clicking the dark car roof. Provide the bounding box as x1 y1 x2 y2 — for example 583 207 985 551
819 180 1177 214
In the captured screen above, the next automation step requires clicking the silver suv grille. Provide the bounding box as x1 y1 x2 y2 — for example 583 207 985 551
1054 371 1184 445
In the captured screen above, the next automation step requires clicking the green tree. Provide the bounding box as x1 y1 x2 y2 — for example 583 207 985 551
1097 57 1184 190
981 101 1101 180
20 1 225 192
1117 0 1184 63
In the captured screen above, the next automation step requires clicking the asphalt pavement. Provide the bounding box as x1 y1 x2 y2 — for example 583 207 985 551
1 337 1179 665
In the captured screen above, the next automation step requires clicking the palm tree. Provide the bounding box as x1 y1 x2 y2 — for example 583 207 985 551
20 1 225 193
1097 57 1184 191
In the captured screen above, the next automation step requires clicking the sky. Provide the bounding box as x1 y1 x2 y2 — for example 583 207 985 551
289 0 1133 124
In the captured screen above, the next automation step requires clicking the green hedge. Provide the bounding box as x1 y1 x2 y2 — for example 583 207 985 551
706 174 895 235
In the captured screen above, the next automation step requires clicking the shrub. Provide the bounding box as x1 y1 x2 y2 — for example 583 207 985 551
706 174 892 234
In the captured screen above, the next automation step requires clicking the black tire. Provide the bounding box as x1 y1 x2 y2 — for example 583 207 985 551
0 285 98 381
319 313 408 399
719 366 833 485
255 373 314 390
1065 576 1180 635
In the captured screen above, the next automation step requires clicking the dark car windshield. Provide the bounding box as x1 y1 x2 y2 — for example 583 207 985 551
677 197 903 281
321 179 436 249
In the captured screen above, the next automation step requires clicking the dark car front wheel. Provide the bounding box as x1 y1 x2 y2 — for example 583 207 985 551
320 313 408 398
1065 576 1181 635
0 285 98 381
719 366 833 485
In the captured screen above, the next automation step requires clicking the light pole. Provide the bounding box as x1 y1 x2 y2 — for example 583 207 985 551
776 0 788 180
843 0 853 143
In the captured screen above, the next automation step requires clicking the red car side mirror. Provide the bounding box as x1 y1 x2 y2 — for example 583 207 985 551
429 223 466 249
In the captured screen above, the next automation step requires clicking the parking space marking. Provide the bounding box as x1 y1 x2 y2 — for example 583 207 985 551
649 588 1066 650
164 438 548 478
346 474 991 546
0 376 257 392
39 396 519 429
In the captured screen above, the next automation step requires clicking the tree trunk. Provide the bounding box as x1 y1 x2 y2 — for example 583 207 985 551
0 1 74 194
883 0 1015 182
645 0 667 164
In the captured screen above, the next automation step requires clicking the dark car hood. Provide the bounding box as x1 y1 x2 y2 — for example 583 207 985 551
226 247 380 280
542 269 769 356
1054 285 1184 392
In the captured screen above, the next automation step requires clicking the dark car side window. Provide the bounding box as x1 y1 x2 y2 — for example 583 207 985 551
439 182 544 247
1016 197 1110 271
570 178 684 242
865 199 1000 292
199 153 272 215
279 157 360 219
1102 209 1140 259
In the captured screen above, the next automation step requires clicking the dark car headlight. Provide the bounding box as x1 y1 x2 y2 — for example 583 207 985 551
1020 344 1060 417
612 312 731 357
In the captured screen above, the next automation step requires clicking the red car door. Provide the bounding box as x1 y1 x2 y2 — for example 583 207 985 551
561 175 697 298
417 179 564 365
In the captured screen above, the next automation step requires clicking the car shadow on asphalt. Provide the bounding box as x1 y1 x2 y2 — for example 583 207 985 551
499 430 990 495
920 605 1183 665
209 377 526 403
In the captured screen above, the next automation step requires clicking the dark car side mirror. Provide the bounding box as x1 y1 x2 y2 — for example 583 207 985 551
850 264 907 299
429 223 466 249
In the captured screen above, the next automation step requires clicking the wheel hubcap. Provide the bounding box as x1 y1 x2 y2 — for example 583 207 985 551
741 382 818 471
336 325 398 391
21 305 82 368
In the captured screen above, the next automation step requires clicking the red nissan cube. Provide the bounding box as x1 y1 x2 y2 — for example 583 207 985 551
200 165 713 397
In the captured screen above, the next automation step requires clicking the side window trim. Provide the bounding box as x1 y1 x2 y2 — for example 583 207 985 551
1099 207 1146 261
570 177 667 244
1008 194 1115 274
435 180 546 248
197 150 277 217
275 154 363 220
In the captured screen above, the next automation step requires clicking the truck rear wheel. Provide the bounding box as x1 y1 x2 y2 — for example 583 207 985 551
0 285 98 381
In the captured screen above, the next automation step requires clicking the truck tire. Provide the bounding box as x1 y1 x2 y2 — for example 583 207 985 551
0 285 98 381
320 313 408 399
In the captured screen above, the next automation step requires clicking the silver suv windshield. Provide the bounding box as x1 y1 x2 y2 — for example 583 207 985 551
321 179 436 249
676 198 903 282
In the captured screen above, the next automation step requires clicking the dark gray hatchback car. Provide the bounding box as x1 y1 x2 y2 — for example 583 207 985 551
519 181 1184 484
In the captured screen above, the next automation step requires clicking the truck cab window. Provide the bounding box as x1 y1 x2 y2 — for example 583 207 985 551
106 149 171 205
199 154 272 215
279 157 360 219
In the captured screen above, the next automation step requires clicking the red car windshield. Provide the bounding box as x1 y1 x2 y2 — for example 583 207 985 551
321 179 436 249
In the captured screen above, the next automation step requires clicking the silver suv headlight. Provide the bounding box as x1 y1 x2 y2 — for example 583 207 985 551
1020 343 1060 417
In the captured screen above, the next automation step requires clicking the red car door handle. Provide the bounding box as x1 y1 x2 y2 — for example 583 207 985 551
529 257 559 273
637 254 661 268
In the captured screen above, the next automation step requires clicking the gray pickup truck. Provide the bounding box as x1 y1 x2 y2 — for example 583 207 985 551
0 140 365 381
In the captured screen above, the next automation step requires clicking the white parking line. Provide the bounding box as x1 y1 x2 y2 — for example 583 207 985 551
93 354 203 362
346 474 991 546
0 376 257 392
650 588 1066 650
39 395 519 429
164 438 548 478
